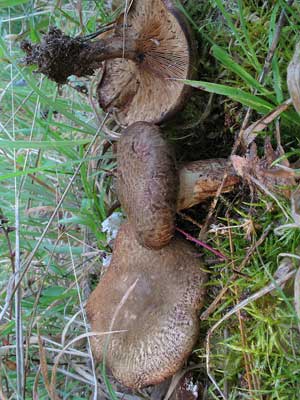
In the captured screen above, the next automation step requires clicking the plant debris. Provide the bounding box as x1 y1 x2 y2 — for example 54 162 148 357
169 372 199 400
231 137 296 198
287 42 300 114
21 27 98 84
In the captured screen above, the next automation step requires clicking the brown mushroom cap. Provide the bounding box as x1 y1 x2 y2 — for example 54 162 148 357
86 222 207 389
117 121 178 250
97 0 195 126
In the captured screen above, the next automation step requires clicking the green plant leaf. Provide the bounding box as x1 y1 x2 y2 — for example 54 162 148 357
211 45 270 96
0 0 30 7
184 79 274 113
0 139 91 149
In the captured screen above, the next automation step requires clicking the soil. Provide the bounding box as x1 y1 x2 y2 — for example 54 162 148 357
21 27 97 84
164 90 235 163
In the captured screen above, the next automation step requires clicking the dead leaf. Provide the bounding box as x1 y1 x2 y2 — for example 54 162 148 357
38 334 54 399
231 137 296 198
287 42 300 114
26 206 64 220
5 360 16 371
291 189 300 226
294 267 300 332
242 99 292 147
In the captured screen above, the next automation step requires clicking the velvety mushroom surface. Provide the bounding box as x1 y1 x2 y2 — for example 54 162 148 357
97 0 195 125
86 222 207 389
117 121 177 249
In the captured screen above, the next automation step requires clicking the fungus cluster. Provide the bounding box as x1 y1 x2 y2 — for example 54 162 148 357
21 0 240 390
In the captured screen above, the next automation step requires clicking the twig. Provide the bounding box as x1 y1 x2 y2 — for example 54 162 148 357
249 175 289 220
9 6 24 395
259 0 294 84
227 223 251 392
242 98 292 146
176 227 227 260
1 149 57 194
177 211 203 230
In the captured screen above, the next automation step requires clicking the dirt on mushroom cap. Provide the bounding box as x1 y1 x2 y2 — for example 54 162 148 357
86 222 207 389
98 0 195 126
117 122 178 249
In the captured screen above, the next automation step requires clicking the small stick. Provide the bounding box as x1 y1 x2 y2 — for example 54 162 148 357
176 227 227 260
227 220 254 395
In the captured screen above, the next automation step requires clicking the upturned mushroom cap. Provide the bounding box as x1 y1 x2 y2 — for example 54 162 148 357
117 121 177 249
21 0 195 126
97 0 195 126
86 222 207 389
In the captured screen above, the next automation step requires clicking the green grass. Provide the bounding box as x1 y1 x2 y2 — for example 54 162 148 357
1 0 300 399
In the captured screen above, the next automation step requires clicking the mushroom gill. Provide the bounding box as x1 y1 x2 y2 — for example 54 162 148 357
98 0 195 125
86 222 207 389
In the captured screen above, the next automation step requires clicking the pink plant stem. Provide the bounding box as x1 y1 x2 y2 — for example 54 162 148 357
176 227 227 260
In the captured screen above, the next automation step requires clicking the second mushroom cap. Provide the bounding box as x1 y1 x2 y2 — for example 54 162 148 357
117 121 178 249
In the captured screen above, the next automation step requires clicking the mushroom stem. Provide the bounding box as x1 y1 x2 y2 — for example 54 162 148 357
85 35 138 63
21 27 138 84
177 159 240 211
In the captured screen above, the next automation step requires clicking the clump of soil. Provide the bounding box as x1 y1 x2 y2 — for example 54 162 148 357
21 27 96 84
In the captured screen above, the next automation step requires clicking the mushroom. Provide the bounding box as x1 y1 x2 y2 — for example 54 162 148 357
177 158 240 210
117 121 178 250
86 222 207 389
21 0 196 126
117 122 239 249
